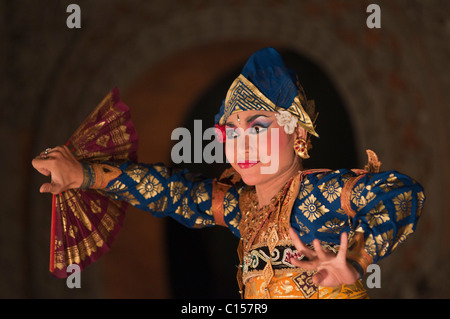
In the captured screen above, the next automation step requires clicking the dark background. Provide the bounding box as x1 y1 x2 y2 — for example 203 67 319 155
1 0 449 298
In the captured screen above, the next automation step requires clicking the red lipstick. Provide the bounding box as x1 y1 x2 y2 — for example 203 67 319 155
238 160 259 169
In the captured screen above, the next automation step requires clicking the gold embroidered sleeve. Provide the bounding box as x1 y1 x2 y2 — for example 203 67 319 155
292 167 424 278
80 162 123 189
81 161 219 230
210 167 243 237
344 170 425 271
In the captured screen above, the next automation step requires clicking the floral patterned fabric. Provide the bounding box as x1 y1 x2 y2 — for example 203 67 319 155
290 169 424 265
90 162 424 268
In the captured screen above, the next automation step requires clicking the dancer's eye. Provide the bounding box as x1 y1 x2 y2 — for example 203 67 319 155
249 121 271 135
225 129 239 139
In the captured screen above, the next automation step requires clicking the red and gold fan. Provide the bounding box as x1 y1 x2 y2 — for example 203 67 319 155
49 87 138 278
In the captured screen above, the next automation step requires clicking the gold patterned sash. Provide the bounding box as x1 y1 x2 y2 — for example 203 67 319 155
244 272 369 299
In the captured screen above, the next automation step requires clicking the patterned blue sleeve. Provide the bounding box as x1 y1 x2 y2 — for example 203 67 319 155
291 169 425 266
83 161 243 235
348 170 425 263
98 161 216 229
221 185 243 238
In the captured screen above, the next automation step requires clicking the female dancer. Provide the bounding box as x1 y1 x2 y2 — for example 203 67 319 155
32 48 425 299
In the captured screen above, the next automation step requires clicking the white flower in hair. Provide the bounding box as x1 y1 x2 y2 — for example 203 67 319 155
275 110 298 134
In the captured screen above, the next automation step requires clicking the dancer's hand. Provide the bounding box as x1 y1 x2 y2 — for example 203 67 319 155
288 227 359 287
32 145 83 194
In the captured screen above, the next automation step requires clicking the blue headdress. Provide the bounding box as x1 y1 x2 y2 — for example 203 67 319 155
214 47 318 137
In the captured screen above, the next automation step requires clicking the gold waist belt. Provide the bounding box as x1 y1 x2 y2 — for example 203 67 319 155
244 272 369 299
240 244 369 299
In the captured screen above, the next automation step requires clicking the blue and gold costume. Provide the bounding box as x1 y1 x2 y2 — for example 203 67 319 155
82 160 424 298
81 48 425 298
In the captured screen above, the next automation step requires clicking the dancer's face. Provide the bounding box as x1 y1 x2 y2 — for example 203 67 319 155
224 110 298 186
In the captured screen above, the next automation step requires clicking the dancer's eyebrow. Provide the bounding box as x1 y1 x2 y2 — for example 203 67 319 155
225 114 270 127
246 114 270 124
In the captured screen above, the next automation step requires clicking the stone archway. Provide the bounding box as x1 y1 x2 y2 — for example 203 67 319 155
26 1 447 298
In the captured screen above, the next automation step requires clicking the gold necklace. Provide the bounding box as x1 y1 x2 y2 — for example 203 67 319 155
242 176 295 253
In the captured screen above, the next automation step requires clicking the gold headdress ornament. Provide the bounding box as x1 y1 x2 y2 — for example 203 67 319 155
218 74 318 137
214 48 319 138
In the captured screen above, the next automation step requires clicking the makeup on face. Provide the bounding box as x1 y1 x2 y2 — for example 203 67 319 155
223 110 298 187
237 160 259 169
225 114 275 169
225 114 274 139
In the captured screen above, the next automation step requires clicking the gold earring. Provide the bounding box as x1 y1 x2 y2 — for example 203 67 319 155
294 138 310 159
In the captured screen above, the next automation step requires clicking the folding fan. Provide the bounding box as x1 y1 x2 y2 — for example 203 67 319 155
49 87 138 278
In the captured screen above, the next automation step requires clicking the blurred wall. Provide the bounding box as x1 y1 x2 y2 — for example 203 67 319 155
1 0 449 298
